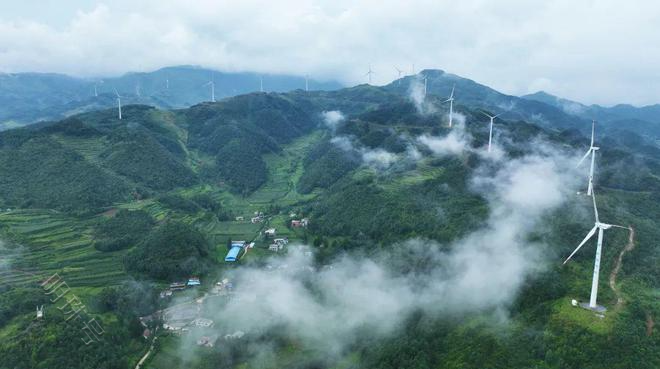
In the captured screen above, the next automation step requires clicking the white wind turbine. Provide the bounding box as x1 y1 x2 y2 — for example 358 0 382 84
93 80 103 97
305 75 309 92
365 65 375 84
394 66 403 84
480 111 503 152
444 84 456 128
423 76 428 98
203 74 216 102
260 76 264 92
563 189 627 309
113 88 122 120
577 120 599 196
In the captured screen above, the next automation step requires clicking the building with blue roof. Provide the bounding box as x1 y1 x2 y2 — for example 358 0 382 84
225 246 242 262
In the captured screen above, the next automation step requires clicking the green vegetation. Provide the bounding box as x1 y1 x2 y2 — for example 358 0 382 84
124 221 211 280
93 209 155 252
0 82 658 369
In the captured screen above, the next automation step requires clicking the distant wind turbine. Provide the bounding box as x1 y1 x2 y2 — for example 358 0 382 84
423 77 428 98
577 120 599 196
480 111 504 152
260 76 264 92
203 74 216 102
135 83 141 97
443 84 456 128
411 63 415 75
394 66 403 84
94 80 103 97
113 88 122 120
305 75 309 92
365 65 375 84
563 189 628 309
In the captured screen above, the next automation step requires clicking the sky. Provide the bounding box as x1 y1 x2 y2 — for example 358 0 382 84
0 0 658 106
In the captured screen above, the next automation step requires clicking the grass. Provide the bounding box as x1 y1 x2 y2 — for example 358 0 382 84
550 298 615 335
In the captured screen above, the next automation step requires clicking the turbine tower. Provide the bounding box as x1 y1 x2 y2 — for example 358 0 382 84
365 65 374 84
203 74 216 102
443 85 456 128
563 189 627 309
113 88 122 120
260 76 264 92
305 75 309 92
480 111 503 152
394 66 403 84
577 120 599 196
423 77 428 98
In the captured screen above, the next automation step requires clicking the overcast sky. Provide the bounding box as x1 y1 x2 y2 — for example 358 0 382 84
1 0 658 106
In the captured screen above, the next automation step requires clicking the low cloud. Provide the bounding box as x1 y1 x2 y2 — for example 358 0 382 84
408 76 437 115
321 110 345 131
417 115 471 156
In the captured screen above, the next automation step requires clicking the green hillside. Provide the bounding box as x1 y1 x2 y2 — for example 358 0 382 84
0 81 658 369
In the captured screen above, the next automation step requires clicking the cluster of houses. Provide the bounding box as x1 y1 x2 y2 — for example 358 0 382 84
160 277 202 298
291 218 309 228
269 238 289 252
251 211 265 224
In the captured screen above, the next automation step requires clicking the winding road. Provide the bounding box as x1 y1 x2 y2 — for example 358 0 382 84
608 226 635 309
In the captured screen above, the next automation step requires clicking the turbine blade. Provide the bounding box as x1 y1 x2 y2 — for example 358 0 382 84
480 111 492 118
563 225 599 264
576 149 591 167
450 85 455 99
592 188 599 222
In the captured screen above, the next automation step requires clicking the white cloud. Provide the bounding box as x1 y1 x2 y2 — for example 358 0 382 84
1 0 659 105
183 140 579 364
321 110 344 131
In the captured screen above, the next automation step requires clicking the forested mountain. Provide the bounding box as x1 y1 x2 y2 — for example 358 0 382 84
0 66 343 130
0 70 658 369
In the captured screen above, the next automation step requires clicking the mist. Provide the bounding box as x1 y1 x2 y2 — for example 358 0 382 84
175 134 580 363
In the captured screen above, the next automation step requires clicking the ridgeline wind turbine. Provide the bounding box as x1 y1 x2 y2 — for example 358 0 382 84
305 75 309 92
577 120 599 196
563 189 627 309
93 80 103 97
365 65 375 84
480 111 503 152
113 88 122 120
260 76 264 92
394 66 403 84
423 77 428 98
444 84 456 128
203 74 216 102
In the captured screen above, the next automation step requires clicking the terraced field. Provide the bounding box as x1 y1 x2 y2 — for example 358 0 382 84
0 210 128 289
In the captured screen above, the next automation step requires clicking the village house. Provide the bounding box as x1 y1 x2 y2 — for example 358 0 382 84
235 216 244 221
196 335 218 347
264 228 276 237
192 318 214 327
187 277 201 287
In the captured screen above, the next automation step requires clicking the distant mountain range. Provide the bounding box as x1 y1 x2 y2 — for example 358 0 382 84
2 66 659 144
0 66 343 129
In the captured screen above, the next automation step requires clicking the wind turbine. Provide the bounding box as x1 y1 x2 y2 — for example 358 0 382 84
394 66 403 84
577 120 599 196
563 189 627 309
203 74 215 102
135 83 141 97
260 76 264 92
423 76 428 98
113 88 122 120
365 65 374 84
480 111 503 152
444 85 456 128
305 75 309 92
94 80 103 97
411 63 415 75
